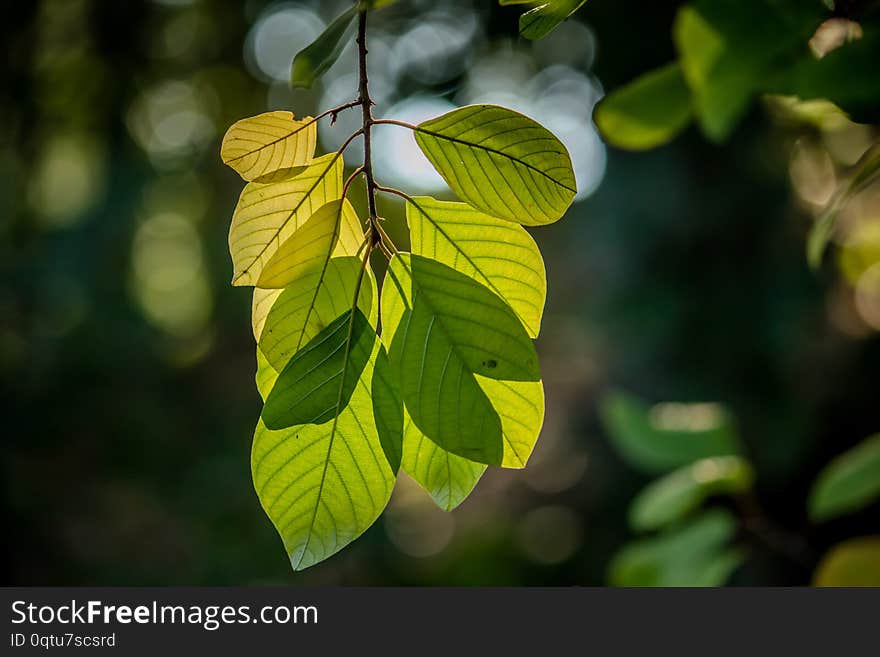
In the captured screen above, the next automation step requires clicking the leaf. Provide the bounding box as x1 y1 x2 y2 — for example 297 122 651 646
598 391 741 474
407 196 546 337
809 434 880 522
252 335 402 571
260 256 375 371
608 509 744 586
414 105 577 225
595 63 693 151
629 456 754 532
517 1 589 41
807 143 880 269
220 111 318 182
813 537 880 587
229 152 343 287
401 412 487 511
262 309 374 429
255 199 348 289
381 253 543 467
359 0 398 8
673 0 823 142
290 6 357 90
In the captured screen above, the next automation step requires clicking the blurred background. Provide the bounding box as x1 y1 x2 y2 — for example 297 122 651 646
2 0 879 585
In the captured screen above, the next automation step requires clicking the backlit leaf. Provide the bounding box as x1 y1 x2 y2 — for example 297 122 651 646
414 105 576 225
229 153 343 287
259 256 375 371
629 456 754 532
599 391 741 474
595 63 693 151
221 111 317 181
809 433 880 522
382 253 542 467
401 412 487 511
407 196 546 337
290 6 357 90
262 309 375 429
252 335 402 571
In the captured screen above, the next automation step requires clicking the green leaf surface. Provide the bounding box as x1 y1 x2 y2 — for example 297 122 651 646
629 456 754 532
598 391 741 474
608 509 744 586
259 256 375 371
229 153 343 287
407 196 546 337
252 334 402 570
290 6 357 90
381 253 543 467
221 111 317 182
813 536 880 586
518 1 589 41
262 309 374 430
595 63 693 151
401 412 487 511
414 105 576 225
809 434 880 522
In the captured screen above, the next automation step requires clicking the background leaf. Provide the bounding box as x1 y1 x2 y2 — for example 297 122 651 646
414 104 576 225
228 153 343 287
598 391 741 474
382 253 542 467
221 111 317 181
629 456 754 531
407 196 546 337
518 1 589 41
290 6 358 90
594 63 693 151
809 433 880 522
608 509 744 586
813 536 880 586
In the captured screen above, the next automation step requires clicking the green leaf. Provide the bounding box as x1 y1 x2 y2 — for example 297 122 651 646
250 202 363 344
252 334 402 570
259 256 375 371
401 412 487 511
629 456 754 532
608 509 744 586
809 434 880 522
813 537 880 586
290 6 358 90
229 152 343 287
598 391 742 474
221 111 317 182
595 63 693 151
807 143 880 269
359 0 398 9
414 105 576 225
381 253 543 467
517 1 589 41
407 196 546 337
262 308 374 429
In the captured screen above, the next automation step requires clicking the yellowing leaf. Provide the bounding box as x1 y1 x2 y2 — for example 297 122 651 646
407 196 546 337
221 111 317 181
813 536 880 586
229 153 343 287
256 199 353 289
414 105 576 225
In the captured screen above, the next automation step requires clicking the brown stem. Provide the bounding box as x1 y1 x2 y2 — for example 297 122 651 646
357 10 380 247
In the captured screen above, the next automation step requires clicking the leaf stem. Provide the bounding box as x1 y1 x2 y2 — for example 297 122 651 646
371 118 419 131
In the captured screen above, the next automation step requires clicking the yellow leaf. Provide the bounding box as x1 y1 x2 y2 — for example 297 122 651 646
221 111 317 181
